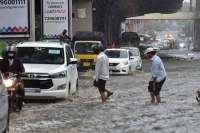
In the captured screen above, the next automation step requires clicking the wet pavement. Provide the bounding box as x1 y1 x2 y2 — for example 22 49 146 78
10 57 200 133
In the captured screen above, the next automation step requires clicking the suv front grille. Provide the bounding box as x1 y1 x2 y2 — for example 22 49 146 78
23 79 53 89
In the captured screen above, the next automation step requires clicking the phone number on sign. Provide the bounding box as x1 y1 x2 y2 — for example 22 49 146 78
0 0 25 5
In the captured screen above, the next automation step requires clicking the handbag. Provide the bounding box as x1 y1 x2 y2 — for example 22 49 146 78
93 80 99 87
148 81 154 90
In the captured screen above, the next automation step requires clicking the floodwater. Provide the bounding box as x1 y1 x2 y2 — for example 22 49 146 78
10 58 200 133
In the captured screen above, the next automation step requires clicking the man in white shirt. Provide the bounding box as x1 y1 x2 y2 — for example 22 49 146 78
92 44 113 102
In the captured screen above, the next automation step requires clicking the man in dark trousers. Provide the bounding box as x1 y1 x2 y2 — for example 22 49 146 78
92 44 113 103
145 48 167 103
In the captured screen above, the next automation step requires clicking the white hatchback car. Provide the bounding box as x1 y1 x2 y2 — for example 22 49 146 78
16 42 78 99
104 49 137 75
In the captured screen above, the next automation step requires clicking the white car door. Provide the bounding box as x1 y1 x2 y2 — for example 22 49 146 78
65 46 73 94
0 73 8 131
66 46 76 93
129 51 136 71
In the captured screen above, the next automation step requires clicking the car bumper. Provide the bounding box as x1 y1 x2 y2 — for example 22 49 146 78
24 78 68 99
25 89 67 99
109 66 129 75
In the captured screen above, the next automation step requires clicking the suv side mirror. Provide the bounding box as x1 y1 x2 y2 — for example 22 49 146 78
68 58 77 65
130 56 134 59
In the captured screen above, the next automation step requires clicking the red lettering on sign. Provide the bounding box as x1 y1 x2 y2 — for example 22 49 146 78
44 10 66 13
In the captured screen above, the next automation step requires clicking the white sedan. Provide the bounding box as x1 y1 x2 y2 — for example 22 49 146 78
104 49 137 75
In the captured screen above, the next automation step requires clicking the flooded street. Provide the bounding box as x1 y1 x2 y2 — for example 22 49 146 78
10 59 200 133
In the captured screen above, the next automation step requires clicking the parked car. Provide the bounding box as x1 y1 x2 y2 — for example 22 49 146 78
104 49 137 75
159 41 169 49
0 72 9 133
156 36 162 42
152 42 164 50
16 41 78 99
156 38 162 42
120 47 142 70
151 43 160 52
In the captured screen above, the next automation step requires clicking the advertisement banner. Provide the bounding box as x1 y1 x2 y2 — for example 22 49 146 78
43 0 69 39
0 0 29 36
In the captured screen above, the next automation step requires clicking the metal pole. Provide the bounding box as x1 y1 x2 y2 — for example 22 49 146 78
69 0 73 37
29 0 35 41
41 0 43 41
190 0 192 12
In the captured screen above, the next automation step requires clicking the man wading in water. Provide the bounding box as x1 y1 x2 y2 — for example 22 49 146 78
92 44 113 102
145 48 167 103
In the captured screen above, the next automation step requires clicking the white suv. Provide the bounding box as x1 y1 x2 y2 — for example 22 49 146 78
16 42 78 99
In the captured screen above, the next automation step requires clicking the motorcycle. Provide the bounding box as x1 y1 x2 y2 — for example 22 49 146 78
3 72 25 112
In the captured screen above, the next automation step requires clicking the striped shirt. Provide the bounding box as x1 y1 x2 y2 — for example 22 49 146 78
151 55 167 82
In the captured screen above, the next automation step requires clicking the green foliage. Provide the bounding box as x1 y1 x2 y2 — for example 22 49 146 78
0 41 7 56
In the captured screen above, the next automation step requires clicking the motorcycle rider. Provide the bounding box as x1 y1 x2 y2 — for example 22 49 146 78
60 29 71 42
59 29 72 47
0 44 26 111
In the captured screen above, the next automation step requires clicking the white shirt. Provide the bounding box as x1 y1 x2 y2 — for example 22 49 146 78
94 52 109 81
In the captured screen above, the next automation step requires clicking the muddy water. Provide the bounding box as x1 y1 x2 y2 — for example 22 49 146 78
10 60 200 133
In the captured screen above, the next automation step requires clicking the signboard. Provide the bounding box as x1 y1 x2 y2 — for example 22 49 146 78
77 8 87 19
43 0 69 39
0 0 29 37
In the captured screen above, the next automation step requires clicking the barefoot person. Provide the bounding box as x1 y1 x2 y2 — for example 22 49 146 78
92 44 113 102
145 48 166 103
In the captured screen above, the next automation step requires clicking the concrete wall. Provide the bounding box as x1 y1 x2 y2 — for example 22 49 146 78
72 0 93 36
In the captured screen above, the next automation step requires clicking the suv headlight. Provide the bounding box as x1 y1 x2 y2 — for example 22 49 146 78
49 71 66 78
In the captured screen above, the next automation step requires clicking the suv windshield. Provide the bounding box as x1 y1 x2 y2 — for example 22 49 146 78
75 42 98 54
17 47 64 64
105 50 128 58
